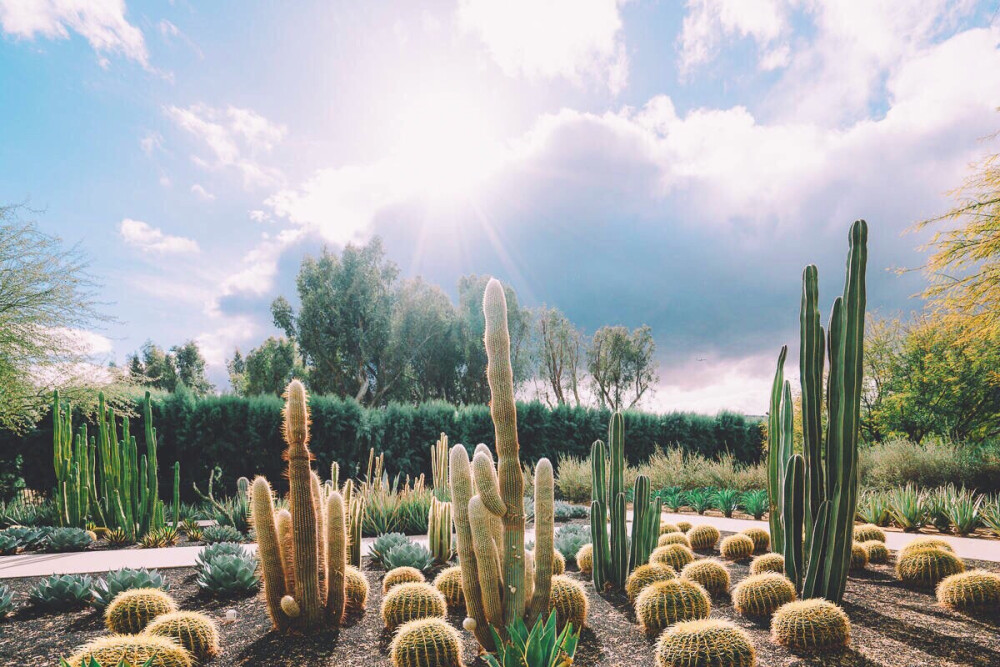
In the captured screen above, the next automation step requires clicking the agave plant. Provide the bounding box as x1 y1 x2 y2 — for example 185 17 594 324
105 528 133 547
739 489 769 520
484 609 580 667
195 542 251 572
711 488 741 518
3 525 51 550
553 501 588 521
659 487 685 513
0 583 14 617
43 527 93 553
384 542 434 572
888 483 927 532
91 567 170 610
554 523 591 563
685 488 713 515
982 495 1000 538
924 487 953 533
369 532 410 568
201 523 243 544
856 489 891 527
0 532 19 555
945 486 983 536
196 553 260 596
28 573 93 610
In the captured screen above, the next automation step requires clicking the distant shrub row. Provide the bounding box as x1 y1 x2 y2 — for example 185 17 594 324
0 392 763 500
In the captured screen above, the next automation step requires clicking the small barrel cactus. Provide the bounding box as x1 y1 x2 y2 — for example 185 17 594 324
660 523 680 535
67 634 193 667
626 563 676 603
896 548 965 589
658 532 692 548
741 527 770 554
850 542 868 571
853 524 886 543
433 566 464 609
771 599 851 651
899 537 953 558
552 550 566 575
381 582 447 631
576 544 593 575
655 618 755 667
549 575 588 631
676 521 692 533
384 566 427 593
345 565 370 613
390 617 464 667
680 559 730 597
687 525 720 551
861 540 889 565
106 588 178 634
731 573 796 619
143 611 220 661
635 579 711 636
749 553 785 576
936 570 1000 612
650 544 695 571
720 535 754 561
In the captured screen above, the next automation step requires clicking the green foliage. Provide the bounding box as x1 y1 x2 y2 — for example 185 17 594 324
127 340 214 395
855 489 891 526
0 491 56 527
684 488 713 515
41 526 92 552
370 532 411 568
740 489 769 519
193 468 251 533
552 500 588 521
554 524 590 564
656 619 755 667
195 553 260 596
586 325 658 411
711 488 741 517
0 582 14 617
887 483 927 532
982 495 1000 537
945 485 983 535
859 439 1000 493
29 573 94 610
92 568 170 611
195 542 252 570
0 531 20 555
771 599 851 651
385 542 434 572
200 523 243 544
227 336 304 397
484 609 580 667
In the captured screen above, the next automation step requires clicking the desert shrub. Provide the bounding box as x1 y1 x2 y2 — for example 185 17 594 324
555 455 639 503
553 500 589 521
859 439 1000 493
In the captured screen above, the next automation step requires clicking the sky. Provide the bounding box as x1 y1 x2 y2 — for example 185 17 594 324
1 0 999 415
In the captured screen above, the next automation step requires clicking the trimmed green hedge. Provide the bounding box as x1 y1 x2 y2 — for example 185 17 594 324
0 393 763 501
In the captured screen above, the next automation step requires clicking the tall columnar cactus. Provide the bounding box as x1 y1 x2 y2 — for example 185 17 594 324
427 434 453 564
449 278 555 652
768 220 867 604
590 412 661 593
251 379 348 632
343 478 365 568
52 391 97 528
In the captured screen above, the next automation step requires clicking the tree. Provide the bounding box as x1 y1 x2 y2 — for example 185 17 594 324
916 129 1000 337
454 274 532 404
533 306 583 407
172 340 214 394
586 325 658 411
229 337 303 396
0 205 119 432
860 314 902 443
227 349 247 395
127 340 213 395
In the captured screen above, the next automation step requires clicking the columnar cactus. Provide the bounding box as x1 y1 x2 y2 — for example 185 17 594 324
448 279 555 651
768 220 868 604
590 412 662 593
428 497 453 564
250 380 348 631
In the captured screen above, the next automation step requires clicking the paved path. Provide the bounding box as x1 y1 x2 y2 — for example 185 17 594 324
2 513 997 579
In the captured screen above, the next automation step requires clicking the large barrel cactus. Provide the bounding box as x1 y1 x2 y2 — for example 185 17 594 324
768 220 867 603
251 379 348 631
449 278 555 651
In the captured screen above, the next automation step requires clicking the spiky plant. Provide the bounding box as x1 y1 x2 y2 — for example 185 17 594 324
66 634 193 667
936 570 1000 612
43 527 93 552
685 489 713 515
741 527 770 554
658 532 691 548
750 553 785 575
856 489 891 527
548 575 587 632
720 535 755 561
659 523 680 535
899 537 954 557
196 553 260 596
345 565 370 613
771 599 851 651
140 531 166 549
434 566 464 609
655 619 755 667
852 524 885 543
29 573 93 611
712 488 741 518
380 582 447 631
554 524 590 564
680 559 730 597
861 541 889 565
687 525 720 551
371 533 411 569
576 544 593 575
105 528 133 547
849 542 868 571
651 544 696 571
92 568 169 611
896 548 965 589
384 567 427 593
887 484 927 532
635 579 711 636
386 542 435 572
390 617 465 667
200 524 243 544
731 573 796 619
626 563 677 603
105 588 177 634
0 583 15 617
945 486 983 536
676 521 692 533
143 611 220 661
740 489 769 520
0 532 20 555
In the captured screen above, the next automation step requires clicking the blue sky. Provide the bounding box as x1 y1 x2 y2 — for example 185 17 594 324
2 0 999 413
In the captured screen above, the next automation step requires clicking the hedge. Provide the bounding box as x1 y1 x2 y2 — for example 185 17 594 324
0 393 763 501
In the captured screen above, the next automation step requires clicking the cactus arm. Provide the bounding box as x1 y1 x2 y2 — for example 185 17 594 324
629 475 652 571
782 454 804 592
469 494 504 628
525 458 554 626
608 413 628 589
590 439 609 591
325 490 347 624
172 462 180 529
311 471 328 603
800 265 825 543
472 451 507 517
767 346 788 553
252 476 289 631
275 509 297 594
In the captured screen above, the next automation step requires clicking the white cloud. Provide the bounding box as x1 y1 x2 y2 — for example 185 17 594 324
679 0 791 75
217 228 304 300
140 130 163 155
46 327 114 357
165 103 287 188
190 183 215 201
0 0 148 65
458 0 629 93
119 218 200 254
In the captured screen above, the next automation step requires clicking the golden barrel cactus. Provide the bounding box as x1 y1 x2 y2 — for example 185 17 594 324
381 582 447 631
656 619 755 667
105 588 177 634
731 573 796 619
635 579 711 636
390 617 464 667
771 599 851 651
680 559 730 597
143 611 219 662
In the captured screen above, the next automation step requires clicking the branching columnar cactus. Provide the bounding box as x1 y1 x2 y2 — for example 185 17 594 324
143 611 220 661
936 570 1000 611
680 560 730 597
896 548 965 588
250 380 348 632
68 634 193 667
381 582 447 631
768 220 868 604
626 563 676 603
448 279 555 651
655 619 756 667
590 412 662 593
750 553 785 576
731 573 796 619
635 579 711 636
390 617 465 667
771 599 851 651
720 535 755 561
105 588 177 634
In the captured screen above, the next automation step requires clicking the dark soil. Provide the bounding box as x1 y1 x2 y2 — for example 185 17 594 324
1 532 998 666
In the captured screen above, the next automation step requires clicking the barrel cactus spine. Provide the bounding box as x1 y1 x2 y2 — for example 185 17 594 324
750 553 785 576
390 617 464 667
862 540 889 565
650 544 695 572
385 567 426 593
635 579 711 636
105 588 177 634
433 566 464 609
381 582 447 631
656 619 756 667
771 599 851 651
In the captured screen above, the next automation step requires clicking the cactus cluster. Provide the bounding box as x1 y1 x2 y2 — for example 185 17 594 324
741 527 770 554
680 559 730 597
590 412 662 594
768 221 867 604
655 619 756 667
549 575 588 632
720 534 755 561
390 617 464 667
861 541 889 565
635 579 711 636
250 380 350 631
749 553 785 576
771 599 851 651
105 588 177 634
67 634 193 667
428 434 453 565
626 563 677 603
687 525 720 551
143 611 220 661
385 566 426 593
936 570 1000 612
576 544 593 575
381 582 448 631
433 566 464 609
447 279 556 651
650 544 695 572
658 532 691 548
896 548 965 589
853 524 885 543
731 573 796 619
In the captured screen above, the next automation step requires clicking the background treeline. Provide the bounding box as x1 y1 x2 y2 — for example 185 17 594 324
0 392 763 500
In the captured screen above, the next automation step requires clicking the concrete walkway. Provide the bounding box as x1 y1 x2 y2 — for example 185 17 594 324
1 513 996 579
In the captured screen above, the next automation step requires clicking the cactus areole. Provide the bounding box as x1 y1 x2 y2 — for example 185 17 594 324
768 220 868 604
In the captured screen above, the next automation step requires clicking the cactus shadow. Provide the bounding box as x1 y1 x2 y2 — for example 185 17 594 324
783 646 880 666
235 627 341 664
